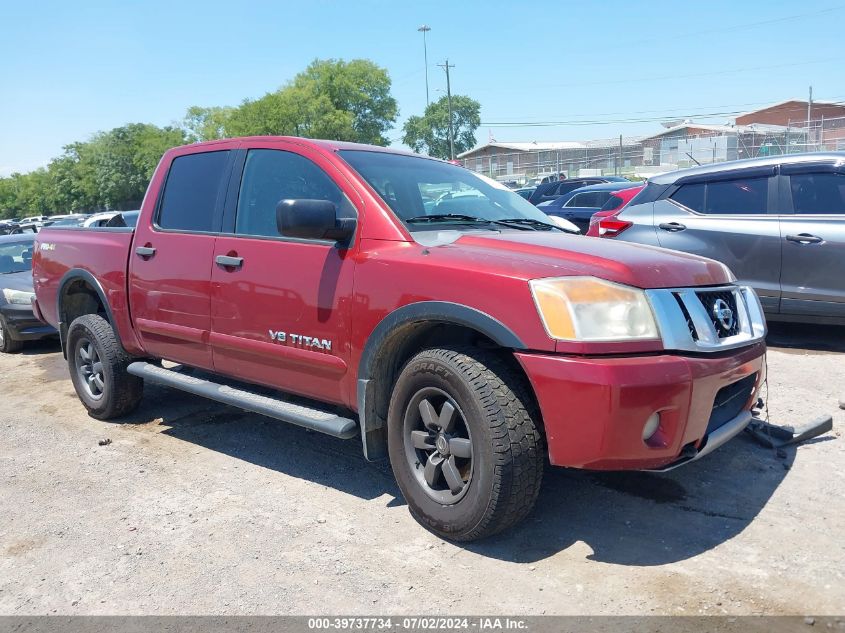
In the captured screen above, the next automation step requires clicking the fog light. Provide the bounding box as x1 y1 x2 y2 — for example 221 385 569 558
642 412 661 442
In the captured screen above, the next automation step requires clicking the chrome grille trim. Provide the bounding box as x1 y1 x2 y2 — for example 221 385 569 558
645 285 766 353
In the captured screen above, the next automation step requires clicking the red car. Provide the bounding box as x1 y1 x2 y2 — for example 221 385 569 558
32 138 766 541
585 184 645 237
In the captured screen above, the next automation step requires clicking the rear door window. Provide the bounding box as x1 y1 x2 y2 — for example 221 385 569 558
789 172 845 214
670 183 705 212
565 191 611 208
670 177 767 215
157 151 231 232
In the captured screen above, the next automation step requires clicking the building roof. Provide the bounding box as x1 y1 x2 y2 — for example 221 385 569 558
642 122 788 141
735 99 845 120
457 137 645 158
458 141 583 158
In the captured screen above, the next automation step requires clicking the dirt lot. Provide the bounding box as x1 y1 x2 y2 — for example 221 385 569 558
0 323 843 615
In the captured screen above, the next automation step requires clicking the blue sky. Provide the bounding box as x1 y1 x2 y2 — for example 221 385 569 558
1 0 844 175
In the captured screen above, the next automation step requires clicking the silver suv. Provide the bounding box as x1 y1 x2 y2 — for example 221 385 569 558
610 153 845 325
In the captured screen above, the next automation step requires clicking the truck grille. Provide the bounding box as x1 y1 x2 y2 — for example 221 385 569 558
696 290 741 338
706 373 757 434
645 285 766 353
673 294 698 340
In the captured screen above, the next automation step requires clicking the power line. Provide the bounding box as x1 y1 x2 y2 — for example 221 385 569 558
482 98 845 128
472 57 844 93
482 96 845 123
605 5 845 50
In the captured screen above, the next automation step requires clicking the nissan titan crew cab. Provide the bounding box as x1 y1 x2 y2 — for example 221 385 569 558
32 137 767 541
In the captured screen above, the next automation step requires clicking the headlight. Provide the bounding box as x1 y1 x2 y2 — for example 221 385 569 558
530 276 659 341
2 289 35 305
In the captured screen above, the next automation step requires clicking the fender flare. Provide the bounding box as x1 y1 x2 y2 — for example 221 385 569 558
356 301 526 460
56 269 118 356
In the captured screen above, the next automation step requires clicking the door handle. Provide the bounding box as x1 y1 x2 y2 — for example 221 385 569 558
786 233 823 244
215 255 244 269
135 246 156 258
659 222 687 232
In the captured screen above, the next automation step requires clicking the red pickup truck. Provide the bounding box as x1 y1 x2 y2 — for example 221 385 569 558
32 137 767 540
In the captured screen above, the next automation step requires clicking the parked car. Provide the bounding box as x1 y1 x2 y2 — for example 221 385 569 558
20 215 49 225
48 214 91 227
83 211 125 227
537 182 642 233
116 210 140 227
0 220 20 235
608 152 845 324
0 234 57 352
527 176 629 205
33 137 766 541
515 186 536 200
47 214 93 227
12 221 40 234
585 184 646 237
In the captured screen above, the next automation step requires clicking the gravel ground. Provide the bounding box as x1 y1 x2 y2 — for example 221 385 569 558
0 323 842 615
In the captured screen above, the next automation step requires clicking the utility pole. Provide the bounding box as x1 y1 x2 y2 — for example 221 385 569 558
418 25 431 106
618 135 623 176
438 59 456 160
807 85 813 149
786 118 791 154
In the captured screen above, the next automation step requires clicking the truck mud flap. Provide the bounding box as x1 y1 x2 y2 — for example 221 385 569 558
127 362 358 440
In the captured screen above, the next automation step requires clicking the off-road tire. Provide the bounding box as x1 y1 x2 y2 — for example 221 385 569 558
67 314 143 419
387 346 544 541
0 316 24 353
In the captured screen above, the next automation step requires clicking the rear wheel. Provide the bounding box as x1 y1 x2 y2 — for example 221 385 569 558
0 316 23 353
67 314 143 419
387 347 544 541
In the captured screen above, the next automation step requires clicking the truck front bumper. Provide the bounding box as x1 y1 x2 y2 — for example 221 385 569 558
515 342 765 471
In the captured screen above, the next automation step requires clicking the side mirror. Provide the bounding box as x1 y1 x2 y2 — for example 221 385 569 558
275 199 355 242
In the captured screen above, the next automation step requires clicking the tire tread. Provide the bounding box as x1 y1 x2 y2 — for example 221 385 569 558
400 346 544 541
67 314 142 419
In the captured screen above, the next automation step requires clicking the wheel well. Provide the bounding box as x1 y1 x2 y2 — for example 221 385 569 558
61 279 107 324
59 279 109 353
363 321 542 455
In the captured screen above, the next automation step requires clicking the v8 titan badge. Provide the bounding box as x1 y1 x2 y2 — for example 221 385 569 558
269 330 333 351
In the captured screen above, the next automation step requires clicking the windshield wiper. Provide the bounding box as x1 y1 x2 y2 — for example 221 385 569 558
405 214 492 224
492 217 578 234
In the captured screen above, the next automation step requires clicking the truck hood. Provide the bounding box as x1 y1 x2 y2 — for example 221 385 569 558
444 231 735 289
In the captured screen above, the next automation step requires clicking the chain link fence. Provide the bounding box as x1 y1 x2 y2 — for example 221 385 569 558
460 116 845 184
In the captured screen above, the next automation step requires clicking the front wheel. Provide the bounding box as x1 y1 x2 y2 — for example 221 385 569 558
67 314 143 419
387 347 544 541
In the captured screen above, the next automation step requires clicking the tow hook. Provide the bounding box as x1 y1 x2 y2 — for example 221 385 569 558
745 398 833 449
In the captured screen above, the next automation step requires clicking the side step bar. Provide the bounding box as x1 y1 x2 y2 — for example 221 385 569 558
127 362 358 440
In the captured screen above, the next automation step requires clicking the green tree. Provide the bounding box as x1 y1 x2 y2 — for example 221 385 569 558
0 123 185 218
47 142 98 212
402 95 481 159
0 57 397 219
88 123 185 209
225 59 398 144
182 106 234 142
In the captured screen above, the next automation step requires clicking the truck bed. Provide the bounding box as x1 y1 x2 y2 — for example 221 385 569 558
33 226 142 354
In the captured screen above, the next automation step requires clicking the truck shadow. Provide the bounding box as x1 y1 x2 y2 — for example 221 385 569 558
766 322 845 353
20 337 61 356
116 383 793 567
465 436 794 565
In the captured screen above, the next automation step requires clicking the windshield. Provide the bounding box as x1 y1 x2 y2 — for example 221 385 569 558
339 150 556 230
0 240 34 273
